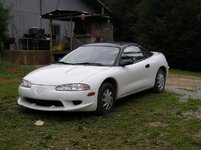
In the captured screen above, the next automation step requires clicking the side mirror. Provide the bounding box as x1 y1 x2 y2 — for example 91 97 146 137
119 58 133 66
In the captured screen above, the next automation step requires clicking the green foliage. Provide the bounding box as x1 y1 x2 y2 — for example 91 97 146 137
135 0 201 72
0 41 3 50
0 1 10 49
102 0 201 72
102 0 141 41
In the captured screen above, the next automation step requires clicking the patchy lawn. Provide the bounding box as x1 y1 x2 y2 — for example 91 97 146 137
166 70 201 102
0 61 201 150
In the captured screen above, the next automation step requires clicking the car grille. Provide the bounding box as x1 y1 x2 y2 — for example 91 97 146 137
26 98 63 107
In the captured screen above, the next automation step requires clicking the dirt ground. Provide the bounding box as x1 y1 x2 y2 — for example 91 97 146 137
167 74 201 90
166 74 201 101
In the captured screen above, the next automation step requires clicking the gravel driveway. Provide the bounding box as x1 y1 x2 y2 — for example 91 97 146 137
166 74 201 101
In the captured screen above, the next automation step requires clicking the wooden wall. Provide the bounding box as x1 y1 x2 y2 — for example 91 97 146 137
0 50 51 65
3 0 103 43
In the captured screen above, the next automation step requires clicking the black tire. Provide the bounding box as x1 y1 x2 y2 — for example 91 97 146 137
153 69 166 93
96 83 116 115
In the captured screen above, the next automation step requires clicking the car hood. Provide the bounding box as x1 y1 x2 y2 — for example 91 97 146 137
24 64 111 85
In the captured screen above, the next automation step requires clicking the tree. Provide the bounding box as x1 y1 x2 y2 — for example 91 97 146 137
0 1 10 50
102 0 201 71
135 0 201 71
101 0 141 41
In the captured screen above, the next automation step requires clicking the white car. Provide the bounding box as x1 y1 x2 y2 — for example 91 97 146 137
18 43 169 115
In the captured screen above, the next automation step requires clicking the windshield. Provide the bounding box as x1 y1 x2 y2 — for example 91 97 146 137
60 46 120 66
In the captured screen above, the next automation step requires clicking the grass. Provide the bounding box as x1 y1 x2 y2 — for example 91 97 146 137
170 69 201 78
180 88 197 92
0 61 201 150
0 61 35 78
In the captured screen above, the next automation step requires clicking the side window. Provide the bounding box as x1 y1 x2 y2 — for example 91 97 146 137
140 47 153 58
122 46 145 62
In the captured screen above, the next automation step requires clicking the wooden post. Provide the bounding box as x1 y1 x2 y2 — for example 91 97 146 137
50 19 53 63
70 18 73 51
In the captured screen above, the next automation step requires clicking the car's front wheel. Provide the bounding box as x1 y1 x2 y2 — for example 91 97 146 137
96 83 116 115
153 69 166 93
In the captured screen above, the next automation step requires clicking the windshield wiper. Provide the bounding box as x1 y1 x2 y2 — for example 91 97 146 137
57 61 104 66
57 61 75 65
75 62 104 66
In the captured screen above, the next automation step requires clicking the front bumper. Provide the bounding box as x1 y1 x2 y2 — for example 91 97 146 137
18 84 98 112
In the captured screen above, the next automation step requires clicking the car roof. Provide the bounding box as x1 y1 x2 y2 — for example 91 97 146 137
83 42 139 48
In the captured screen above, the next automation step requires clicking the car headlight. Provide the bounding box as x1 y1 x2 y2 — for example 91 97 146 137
20 79 32 88
55 83 90 91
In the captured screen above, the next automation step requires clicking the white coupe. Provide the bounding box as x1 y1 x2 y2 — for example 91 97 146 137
18 43 169 115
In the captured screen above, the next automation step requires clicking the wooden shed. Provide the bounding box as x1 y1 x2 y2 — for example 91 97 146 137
0 0 113 65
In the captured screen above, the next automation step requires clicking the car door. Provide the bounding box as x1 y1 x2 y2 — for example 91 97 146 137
117 46 153 97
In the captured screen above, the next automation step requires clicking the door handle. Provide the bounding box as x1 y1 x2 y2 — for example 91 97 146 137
145 64 150 68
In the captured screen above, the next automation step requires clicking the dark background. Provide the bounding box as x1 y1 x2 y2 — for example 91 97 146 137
102 0 201 72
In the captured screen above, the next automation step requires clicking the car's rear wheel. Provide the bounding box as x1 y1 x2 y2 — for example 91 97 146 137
153 69 166 93
96 83 115 115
